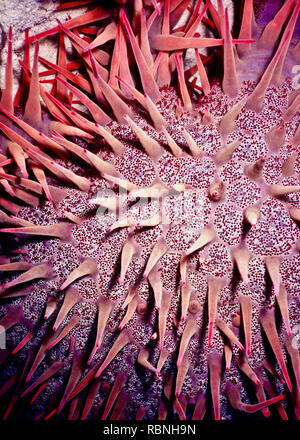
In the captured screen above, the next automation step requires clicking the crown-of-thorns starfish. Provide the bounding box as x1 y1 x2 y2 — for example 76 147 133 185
0 0 299 421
